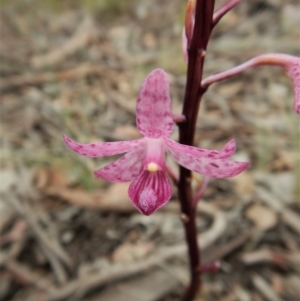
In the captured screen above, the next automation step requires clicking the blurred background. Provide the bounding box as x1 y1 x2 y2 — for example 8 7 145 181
0 0 299 300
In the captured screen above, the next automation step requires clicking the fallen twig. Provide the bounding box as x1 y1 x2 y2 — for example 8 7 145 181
0 219 28 246
252 274 282 301
241 248 300 271
202 229 254 265
0 64 102 92
6 260 54 292
31 15 97 69
256 187 300 235
4 193 72 267
0 238 27 267
40 243 68 285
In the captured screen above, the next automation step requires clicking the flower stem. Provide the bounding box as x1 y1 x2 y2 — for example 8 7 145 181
213 0 243 28
201 53 293 88
178 0 215 300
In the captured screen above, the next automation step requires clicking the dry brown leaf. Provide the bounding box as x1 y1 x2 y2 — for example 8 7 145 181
45 183 133 212
270 150 294 172
230 171 255 198
111 242 154 263
34 168 70 190
246 203 278 231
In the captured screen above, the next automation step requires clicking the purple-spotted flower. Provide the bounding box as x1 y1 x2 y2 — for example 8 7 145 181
283 56 300 114
64 69 248 215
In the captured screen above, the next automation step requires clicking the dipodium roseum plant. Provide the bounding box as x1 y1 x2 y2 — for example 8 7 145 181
64 69 248 215
64 0 299 300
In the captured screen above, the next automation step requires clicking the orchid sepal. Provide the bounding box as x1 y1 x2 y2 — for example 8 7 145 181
63 134 144 158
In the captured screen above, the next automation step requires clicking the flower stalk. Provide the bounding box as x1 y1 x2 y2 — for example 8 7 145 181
178 0 215 300
212 0 242 27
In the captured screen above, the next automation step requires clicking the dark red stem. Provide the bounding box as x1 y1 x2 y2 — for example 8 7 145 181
178 0 215 300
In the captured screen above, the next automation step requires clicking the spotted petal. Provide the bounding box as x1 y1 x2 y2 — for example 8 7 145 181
63 134 143 158
218 139 237 158
166 144 249 178
128 170 172 215
164 138 236 159
94 142 146 182
136 69 174 138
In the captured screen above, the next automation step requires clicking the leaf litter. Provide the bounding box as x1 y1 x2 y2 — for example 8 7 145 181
0 0 299 300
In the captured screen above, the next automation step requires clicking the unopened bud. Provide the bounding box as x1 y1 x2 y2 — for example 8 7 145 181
185 0 196 46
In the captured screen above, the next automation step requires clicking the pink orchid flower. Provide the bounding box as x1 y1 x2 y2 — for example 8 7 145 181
64 69 248 215
284 56 300 114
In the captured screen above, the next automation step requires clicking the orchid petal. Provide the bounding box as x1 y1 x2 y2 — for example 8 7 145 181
166 144 249 178
128 170 172 215
94 142 146 182
164 138 236 159
136 69 174 138
218 139 237 158
63 134 143 158
285 60 300 114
